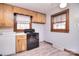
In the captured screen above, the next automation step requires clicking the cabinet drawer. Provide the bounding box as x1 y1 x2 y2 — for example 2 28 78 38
16 35 26 39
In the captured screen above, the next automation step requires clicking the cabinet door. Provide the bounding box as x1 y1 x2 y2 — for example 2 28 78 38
0 4 4 27
21 39 26 51
41 14 46 23
32 12 46 24
32 13 42 23
37 13 46 23
16 38 21 53
32 12 38 23
3 4 13 28
37 13 41 23
16 35 26 53
14 6 26 15
13 6 32 16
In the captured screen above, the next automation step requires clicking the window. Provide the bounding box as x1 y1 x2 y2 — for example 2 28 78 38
51 9 69 33
14 14 32 32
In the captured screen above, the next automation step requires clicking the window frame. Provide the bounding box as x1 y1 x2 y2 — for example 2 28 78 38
14 13 32 32
51 9 69 33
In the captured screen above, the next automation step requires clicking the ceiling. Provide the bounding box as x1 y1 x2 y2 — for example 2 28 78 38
8 3 59 13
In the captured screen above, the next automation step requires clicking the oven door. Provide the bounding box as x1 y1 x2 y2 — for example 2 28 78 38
27 33 39 50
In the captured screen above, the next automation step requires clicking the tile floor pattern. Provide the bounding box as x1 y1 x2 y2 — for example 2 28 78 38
14 42 75 56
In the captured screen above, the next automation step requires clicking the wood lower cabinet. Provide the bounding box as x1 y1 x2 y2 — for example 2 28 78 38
16 35 27 53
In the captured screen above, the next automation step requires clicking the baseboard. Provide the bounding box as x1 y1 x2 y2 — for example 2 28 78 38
43 40 79 56
64 49 79 56
43 41 53 45
44 40 64 51
53 44 64 51
5 53 16 56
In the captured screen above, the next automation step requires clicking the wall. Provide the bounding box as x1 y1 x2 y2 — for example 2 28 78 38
32 23 45 42
45 3 79 53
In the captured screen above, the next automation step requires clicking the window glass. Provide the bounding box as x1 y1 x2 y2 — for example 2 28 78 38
51 9 69 32
61 14 66 21
14 14 31 31
16 14 31 29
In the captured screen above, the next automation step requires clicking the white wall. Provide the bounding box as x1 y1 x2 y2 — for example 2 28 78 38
45 3 79 53
32 23 45 42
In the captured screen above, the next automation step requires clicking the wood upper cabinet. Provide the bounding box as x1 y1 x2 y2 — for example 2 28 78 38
0 4 13 28
13 6 46 24
3 4 13 27
0 4 4 27
32 12 38 22
16 35 27 53
41 14 46 23
13 6 33 16
13 6 27 15
32 12 46 24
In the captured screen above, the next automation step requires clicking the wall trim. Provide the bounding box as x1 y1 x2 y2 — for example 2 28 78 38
43 40 79 56
43 41 53 45
44 40 64 51
64 49 79 56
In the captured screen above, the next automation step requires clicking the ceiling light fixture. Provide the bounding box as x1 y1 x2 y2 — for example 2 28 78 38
59 3 67 8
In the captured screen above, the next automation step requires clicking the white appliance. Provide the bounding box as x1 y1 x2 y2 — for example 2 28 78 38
0 32 16 56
